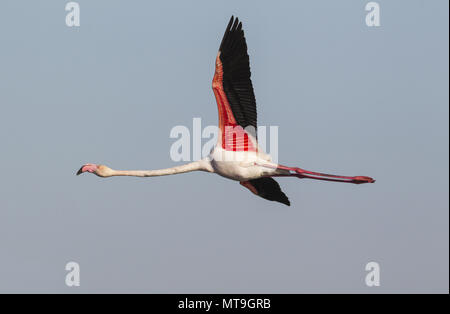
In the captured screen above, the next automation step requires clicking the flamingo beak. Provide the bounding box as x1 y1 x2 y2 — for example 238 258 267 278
76 166 84 175
76 164 98 175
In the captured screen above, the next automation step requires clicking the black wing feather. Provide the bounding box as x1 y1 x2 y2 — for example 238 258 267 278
219 16 257 134
248 177 291 206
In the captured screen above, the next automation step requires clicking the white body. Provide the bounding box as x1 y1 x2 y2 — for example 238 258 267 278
208 146 282 181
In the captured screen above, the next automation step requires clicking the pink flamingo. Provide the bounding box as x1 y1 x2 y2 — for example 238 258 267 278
77 16 374 206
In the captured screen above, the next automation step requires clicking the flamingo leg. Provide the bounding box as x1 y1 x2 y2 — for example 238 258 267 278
259 163 375 184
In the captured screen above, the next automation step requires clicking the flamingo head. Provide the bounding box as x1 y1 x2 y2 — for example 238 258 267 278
76 164 112 177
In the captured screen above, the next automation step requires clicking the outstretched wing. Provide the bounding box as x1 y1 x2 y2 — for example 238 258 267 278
212 16 258 151
240 177 290 206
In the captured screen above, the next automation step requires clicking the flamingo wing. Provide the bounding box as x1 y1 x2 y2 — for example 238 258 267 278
212 16 258 151
240 178 290 206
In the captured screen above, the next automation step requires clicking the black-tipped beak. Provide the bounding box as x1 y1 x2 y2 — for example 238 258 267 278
76 167 84 176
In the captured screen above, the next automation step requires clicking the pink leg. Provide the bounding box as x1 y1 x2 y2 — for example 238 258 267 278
262 163 375 184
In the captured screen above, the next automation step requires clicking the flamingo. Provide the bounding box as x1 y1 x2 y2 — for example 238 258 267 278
77 16 375 206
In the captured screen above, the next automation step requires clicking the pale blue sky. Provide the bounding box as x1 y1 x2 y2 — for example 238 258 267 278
0 0 448 293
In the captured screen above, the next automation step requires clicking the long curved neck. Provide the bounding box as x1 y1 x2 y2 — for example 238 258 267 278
104 160 213 177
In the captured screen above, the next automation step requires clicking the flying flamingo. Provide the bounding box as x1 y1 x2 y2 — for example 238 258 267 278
77 16 375 206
